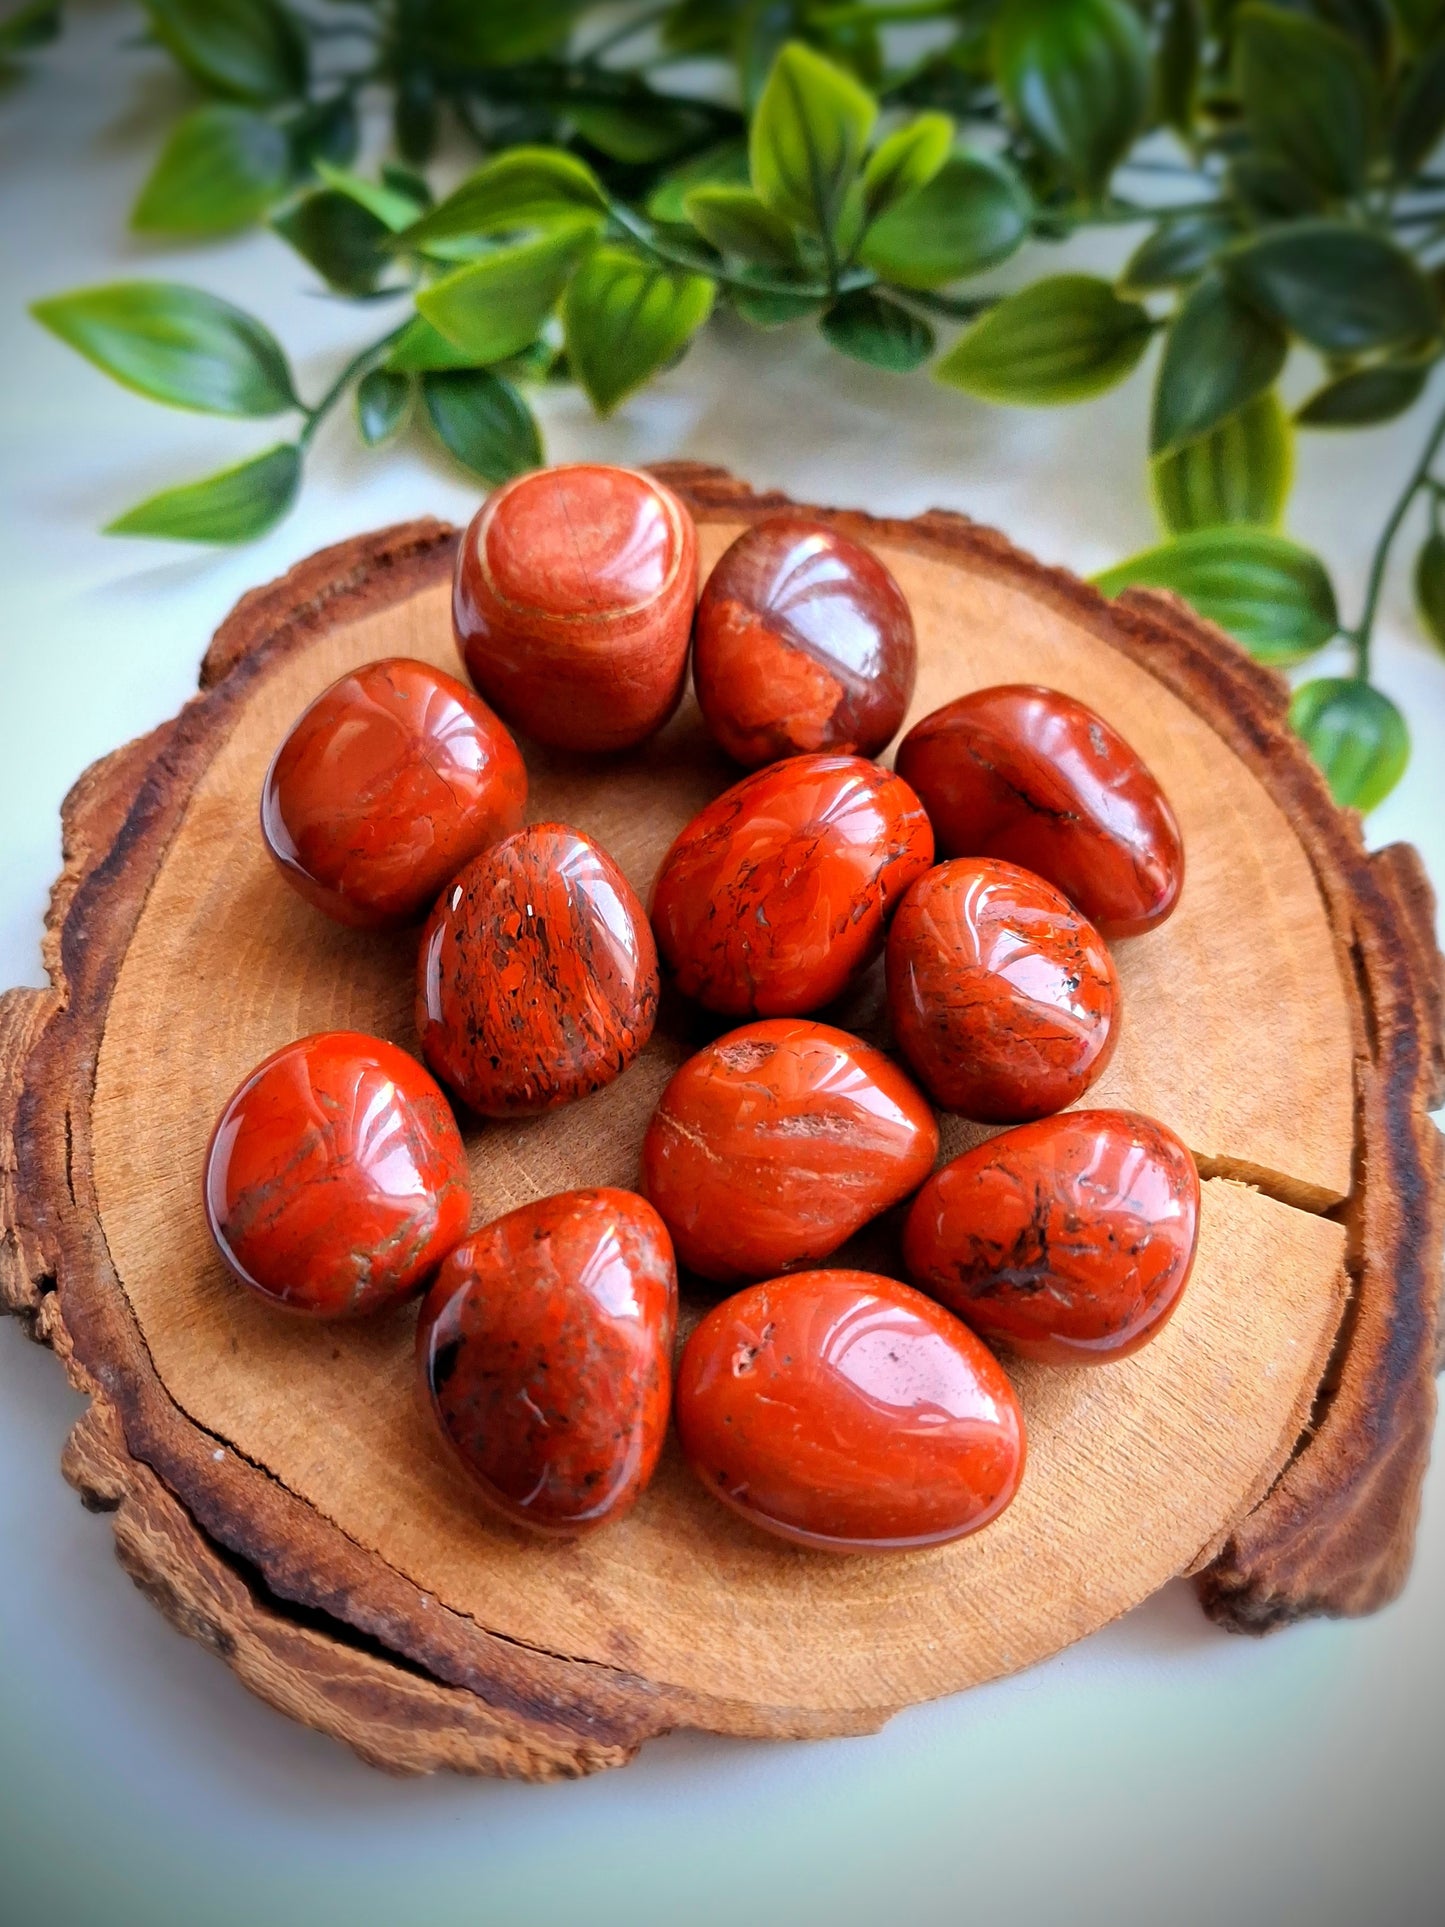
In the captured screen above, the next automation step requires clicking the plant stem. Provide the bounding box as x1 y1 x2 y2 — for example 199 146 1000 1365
301 320 409 448
1348 393 1445 680
607 199 872 300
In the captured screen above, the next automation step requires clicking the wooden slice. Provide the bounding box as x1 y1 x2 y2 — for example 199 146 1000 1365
2 466 1441 1780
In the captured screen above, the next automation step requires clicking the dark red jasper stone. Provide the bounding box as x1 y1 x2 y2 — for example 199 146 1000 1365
203 1031 470 1318
886 857 1119 1121
650 753 934 1017
692 516 917 767
674 1269 1026 1551
452 464 698 752
261 657 527 928
416 823 659 1118
903 1110 1201 1364
895 684 1184 938
416 1189 677 1535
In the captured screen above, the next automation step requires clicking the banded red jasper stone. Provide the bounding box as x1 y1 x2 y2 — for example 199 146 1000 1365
692 516 917 766
886 857 1119 1120
203 1031 469 1318
643 1019 938 1286
416 823 659 1117
675 1269 1025 1551
261 656 527 928
895 684 1184 938
453 463 698 752
903 1109 1200 1365
650 753 934 1017
416 1189 677 1535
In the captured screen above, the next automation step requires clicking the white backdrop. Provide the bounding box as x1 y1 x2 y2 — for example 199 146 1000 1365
2 12 1443 1927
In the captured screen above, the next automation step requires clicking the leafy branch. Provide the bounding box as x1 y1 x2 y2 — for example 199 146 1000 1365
19 0 1445 810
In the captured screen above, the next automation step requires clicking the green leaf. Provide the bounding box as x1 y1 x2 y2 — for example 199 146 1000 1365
1120 211 1238 292
141 0 306 104
1151 272 1287 454
131 105 288 235
356 368 411 447
1156 0 1202 135
416 0 584 65
1150 391 1292 534
314 162 426 233
821 290 934 372
859 151 1031 290
1392 41 1445 175
1311 0 1392 67
31 282 296 416
1397 0 1445 49
1094 527 1338 663
0 0 60 58
393 68 437 167
860 112 954 225
1235 4 1374 198
993 0 1151 199
395 148 608 250
271 190 391 296
381 162 432 208
1289 678 1409 810
417 223 596 366
729 277 824 329
646 141 750 224
935 274 1152 406
1226 223 1438 354
684 184 798 264
1415 529 1445 651
562 245 716 413
288 92 359 174
421 369 542 484
1297 362 1431 426
749 40 878 241
1228 153 1327 220
106 442 300 542
385 314 485 372
569 99 705 163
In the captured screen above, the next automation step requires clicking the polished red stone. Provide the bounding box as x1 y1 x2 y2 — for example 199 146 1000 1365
416 822 659 1117
453 463 698 752
903 1109 1200 1365
692 516 917 767
895 684 1184 938
261 656 527 929
642 1019 939 1286
203 1031 469 1317
886 857 1119 1120
674 1269 1025 1551
650 754 934 1017
417 1189 677 1535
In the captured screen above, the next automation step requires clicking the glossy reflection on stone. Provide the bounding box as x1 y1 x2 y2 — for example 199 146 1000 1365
453 463 698 752
261 656 527 928
896 684 1184 938
675 1269 1026 1551
886 857 1119 1121
417 822 659 1117
903 1109 1200 1365
643 1019 938 1286
203 1030 470 1317
417 1189 678 1535
693 516 917 766
651 753 934 1017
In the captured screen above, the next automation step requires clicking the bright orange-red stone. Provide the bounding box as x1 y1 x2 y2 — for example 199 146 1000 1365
642 1019 938 1285
650 753 934 1017
692 516 917 766
261 656 527 928
903 1109 1200 1364
416 822 659 1117
416 1189 677 1535
896 684 1184 938
203 1031 469 1317
886 857 1119 1120
675 1269 1025 1551
453 464 698 751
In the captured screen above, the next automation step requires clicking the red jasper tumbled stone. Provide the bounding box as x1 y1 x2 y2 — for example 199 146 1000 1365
895 684 1184 938
886 857 1119 1120
453 463 698 752
675 1269 1026 1551
904 1110 1200 1364
642 1019 939 1286
261 656 527 928
203 1031 470 1318
692 516 917 766
417 822 659 1117
416 1189 677 1535
650 753 934 1017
